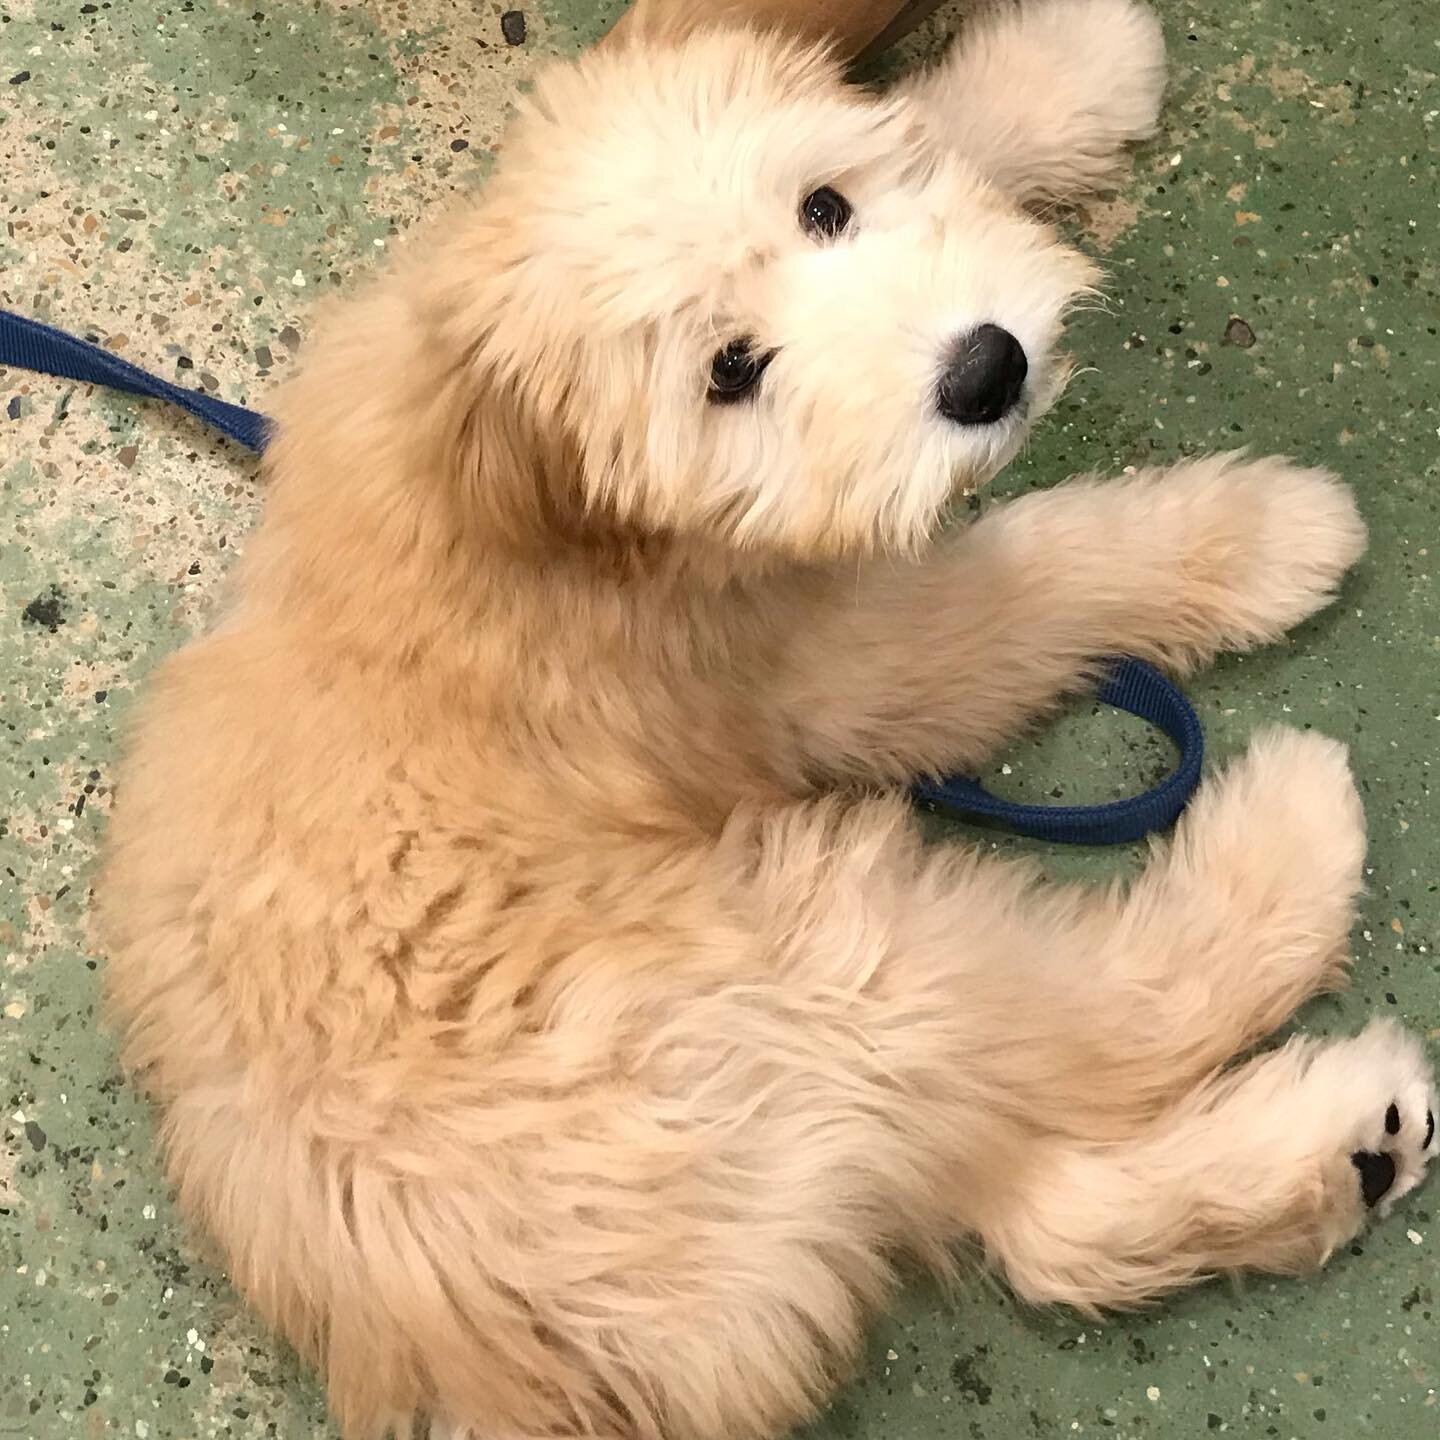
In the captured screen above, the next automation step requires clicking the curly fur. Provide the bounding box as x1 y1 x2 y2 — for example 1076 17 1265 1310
99 8 1435 1439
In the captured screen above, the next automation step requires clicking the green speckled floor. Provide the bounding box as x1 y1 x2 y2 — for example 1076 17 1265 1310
1 1 1437 1436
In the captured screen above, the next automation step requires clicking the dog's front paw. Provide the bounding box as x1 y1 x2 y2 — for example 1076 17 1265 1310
1211 454 1367 638
1155 453 1366 654
899 0 1167 205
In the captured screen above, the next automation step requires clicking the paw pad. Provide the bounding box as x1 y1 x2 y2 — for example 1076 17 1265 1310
1351 1148 1397 1208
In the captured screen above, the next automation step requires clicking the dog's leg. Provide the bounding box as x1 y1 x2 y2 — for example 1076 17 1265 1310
813 734 1432 1306
975 1020 1437 1310
779 453 1365 782
1007 727 1369 1120
724 731 1428 1311
894 0 1167 207
845 728 1371 1146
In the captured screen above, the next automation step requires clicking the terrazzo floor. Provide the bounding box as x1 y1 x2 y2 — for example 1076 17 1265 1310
2 0 1437 1436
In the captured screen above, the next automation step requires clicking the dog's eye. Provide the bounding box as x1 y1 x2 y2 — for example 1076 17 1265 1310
799 186 852 240
708 339 773 404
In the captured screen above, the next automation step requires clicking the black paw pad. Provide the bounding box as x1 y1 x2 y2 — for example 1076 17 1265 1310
1351 1149 1397 1209
1385 1102 1401 1136
1425 1110 1435 1151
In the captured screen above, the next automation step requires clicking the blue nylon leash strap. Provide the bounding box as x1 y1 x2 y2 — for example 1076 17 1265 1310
0 305 1204 845
913 658 1204 845
0 308 271 453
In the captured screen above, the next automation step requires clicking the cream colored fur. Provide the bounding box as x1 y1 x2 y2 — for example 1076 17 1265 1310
99 7 1435 1439
896 0 1168 207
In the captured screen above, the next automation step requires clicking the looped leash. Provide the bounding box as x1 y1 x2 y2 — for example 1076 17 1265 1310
913 658 1204 844
0 306 1205 844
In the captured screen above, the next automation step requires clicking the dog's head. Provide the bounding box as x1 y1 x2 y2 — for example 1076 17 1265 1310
405 29 1099 560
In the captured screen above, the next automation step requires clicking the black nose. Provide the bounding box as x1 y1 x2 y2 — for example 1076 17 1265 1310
936 324 1028 426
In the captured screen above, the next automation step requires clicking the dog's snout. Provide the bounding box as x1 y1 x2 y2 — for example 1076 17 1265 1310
936 325 1028 427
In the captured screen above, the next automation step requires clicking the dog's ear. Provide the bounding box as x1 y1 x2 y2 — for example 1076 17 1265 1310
598 0 904 59
254 246 595 656
889 1 1167 210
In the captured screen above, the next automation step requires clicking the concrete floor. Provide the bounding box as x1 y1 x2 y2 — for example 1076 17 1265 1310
1 0 1437 1436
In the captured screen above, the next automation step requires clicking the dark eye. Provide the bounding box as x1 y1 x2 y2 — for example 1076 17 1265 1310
799 186 852 239
707 338 774 404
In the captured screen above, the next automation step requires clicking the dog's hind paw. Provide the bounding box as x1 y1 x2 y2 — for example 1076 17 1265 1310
1343 1050 1438 1218
1289 1021 1438 1233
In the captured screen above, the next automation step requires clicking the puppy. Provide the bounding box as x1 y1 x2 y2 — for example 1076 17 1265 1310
99 4 1436 1437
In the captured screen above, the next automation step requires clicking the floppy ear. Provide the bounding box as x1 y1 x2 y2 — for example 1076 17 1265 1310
892 0 1167 209
249 223 597 665
599 0 928 60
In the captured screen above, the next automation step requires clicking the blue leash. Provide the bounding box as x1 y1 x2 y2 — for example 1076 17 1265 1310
0 309 271 453
914 658 1203 845
0 305 1204 844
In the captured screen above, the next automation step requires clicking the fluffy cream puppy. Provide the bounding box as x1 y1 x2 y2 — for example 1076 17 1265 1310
100 4 1435 1438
